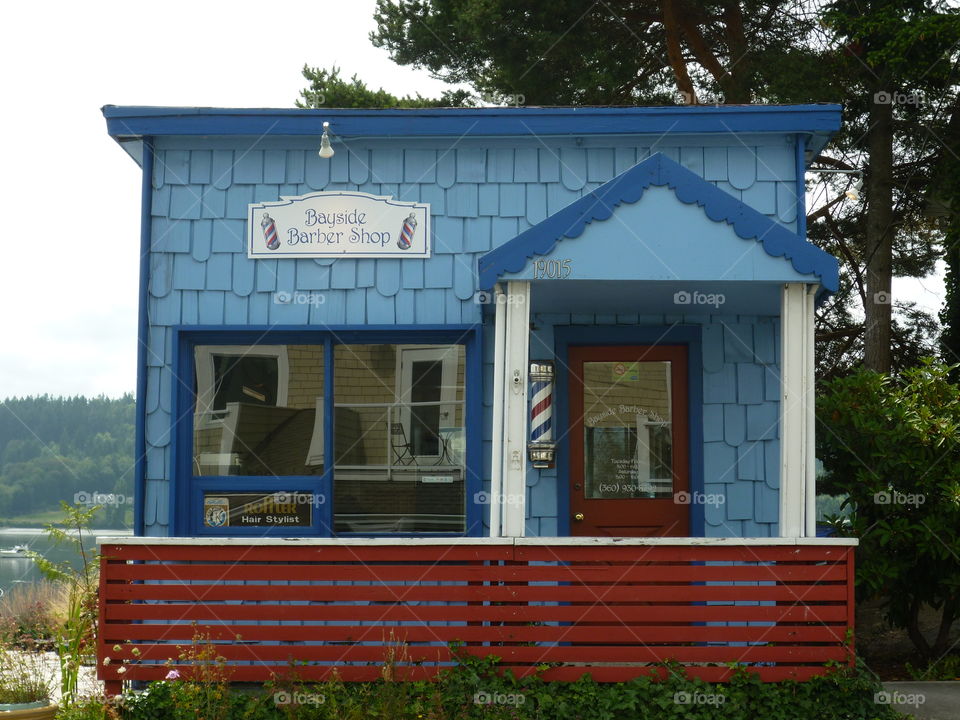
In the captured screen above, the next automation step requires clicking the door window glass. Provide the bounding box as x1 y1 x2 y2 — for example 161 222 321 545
582 361 673 499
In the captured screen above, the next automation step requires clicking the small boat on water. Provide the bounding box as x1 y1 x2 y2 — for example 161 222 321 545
0 544 28 557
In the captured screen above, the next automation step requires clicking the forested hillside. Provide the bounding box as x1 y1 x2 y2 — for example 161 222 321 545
0 395 134 526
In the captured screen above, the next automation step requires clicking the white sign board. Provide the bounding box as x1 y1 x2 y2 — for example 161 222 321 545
248 191 431 259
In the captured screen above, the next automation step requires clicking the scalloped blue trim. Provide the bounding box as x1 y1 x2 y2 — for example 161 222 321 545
477 152 838 294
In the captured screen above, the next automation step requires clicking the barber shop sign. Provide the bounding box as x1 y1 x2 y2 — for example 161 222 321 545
248 191 431 259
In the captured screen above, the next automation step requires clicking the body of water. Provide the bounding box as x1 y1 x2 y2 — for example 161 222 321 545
0 528 131 597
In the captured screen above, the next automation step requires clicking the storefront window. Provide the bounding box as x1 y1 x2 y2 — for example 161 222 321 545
191 341 467 533
193 345 324 476
332 344 465 533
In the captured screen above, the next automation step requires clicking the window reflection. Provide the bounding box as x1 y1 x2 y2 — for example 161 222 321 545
191 342 467 533
193 345 324 477
333 344 465 532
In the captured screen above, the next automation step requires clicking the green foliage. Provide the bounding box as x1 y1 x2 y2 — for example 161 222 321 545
55 696 118 720
369 1 818 106
0 395 134 525
28 503 101 708
297 65 473 109
98 653 901 720
906 652 960 681
0 639 52 705
817 359 960 659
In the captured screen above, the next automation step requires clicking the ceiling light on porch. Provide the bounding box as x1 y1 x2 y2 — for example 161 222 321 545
318 121 335 159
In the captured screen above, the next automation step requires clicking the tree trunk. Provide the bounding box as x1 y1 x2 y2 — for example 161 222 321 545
931 597 958 660
864 82 895 372
906 595 932 660
662 0 697 103
934 98 960 370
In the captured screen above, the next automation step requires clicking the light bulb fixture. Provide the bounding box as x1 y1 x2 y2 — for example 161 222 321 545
318 121 335 159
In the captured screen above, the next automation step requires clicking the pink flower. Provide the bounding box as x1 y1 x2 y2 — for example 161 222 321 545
165 669 180 680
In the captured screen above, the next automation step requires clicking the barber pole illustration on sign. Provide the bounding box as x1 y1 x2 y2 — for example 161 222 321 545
398 212 417 250
261 213 281 250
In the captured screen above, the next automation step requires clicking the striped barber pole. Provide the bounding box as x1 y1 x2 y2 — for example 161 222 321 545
398 213 417 250
529 363 555 443
528 363 556 468
530 375 552 443
261 213 280 250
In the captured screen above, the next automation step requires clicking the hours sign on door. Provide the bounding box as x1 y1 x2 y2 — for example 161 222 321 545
248 191 431 259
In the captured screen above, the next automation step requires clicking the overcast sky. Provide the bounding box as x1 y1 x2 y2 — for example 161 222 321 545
0 1 945 399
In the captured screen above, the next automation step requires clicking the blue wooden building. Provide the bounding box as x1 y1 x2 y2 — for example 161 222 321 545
97 105 856 689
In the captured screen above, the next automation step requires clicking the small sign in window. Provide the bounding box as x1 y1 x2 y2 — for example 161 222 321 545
203 492 313 528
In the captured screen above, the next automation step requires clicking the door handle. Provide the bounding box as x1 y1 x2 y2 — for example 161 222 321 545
574 513 584 521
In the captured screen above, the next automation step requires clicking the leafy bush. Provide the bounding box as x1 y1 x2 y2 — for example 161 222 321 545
0 639 52 704
29 502 101 707
107 652 901 720
817 359 960 661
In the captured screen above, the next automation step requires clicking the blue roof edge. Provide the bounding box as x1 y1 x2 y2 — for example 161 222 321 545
477 152 840 295
103 104 841 141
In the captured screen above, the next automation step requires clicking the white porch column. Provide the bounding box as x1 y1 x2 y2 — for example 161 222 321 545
779 283 817 537
501 281 530 537
804 285 818 537
488 284 507 537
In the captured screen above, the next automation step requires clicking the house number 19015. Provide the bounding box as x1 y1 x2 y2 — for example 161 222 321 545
533 259 573 279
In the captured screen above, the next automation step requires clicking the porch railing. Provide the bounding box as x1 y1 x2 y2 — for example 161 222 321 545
97 537 856 694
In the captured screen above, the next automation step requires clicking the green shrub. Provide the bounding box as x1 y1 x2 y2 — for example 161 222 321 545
817 359 960 662
102 653 904 720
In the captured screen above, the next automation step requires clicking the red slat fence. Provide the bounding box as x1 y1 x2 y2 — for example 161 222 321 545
97 538 856 695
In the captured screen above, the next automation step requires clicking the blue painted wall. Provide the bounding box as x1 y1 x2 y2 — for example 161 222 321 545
143 133 799 536
515 313 780 539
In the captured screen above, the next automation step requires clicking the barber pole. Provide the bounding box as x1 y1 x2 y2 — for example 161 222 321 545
261 213 281 250
398 212 417 250
528 362 556 468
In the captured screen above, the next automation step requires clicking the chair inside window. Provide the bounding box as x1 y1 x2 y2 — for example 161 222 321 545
391 422 416 466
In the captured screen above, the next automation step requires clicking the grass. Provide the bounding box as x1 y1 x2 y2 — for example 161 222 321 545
0 581 69 646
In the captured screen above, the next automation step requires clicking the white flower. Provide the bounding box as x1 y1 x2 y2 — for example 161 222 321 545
102 657 111 666
116 666 127 675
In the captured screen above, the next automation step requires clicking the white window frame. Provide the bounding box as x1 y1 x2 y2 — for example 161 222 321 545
394 345 460 463
194 345 290 429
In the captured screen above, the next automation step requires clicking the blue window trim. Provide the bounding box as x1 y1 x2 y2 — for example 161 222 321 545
132 138 153 536
553 325 705 538
170 324 482 537
795 134 808 240
478 152 839 297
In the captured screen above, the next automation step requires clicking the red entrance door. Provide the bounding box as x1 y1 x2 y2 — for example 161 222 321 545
568 345 689 537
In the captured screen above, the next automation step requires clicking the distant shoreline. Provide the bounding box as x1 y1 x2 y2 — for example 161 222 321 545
0 528 133 535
